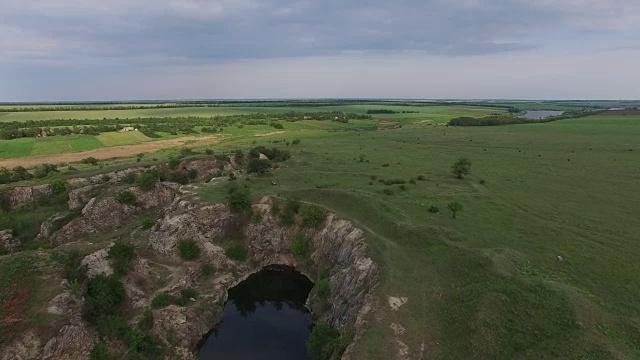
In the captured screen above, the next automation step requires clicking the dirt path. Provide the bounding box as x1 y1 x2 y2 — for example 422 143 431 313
254 131 288 137
0 135 222 169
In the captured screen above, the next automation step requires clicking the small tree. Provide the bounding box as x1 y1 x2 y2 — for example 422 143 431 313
228 187 252 213
177 239 201 260
136 171 159 191
247 158 272 175
451 158 472 179
447 201 463 219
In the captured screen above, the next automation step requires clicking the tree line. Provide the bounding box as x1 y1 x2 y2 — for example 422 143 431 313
447 111 599 127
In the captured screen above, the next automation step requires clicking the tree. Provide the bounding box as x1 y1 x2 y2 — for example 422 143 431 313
451 158 472 179
247 158 272 175
448 201 463 219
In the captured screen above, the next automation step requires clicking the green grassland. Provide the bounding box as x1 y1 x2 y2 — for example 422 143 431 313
0 104 505 123
1 105 639 359
188 113 640 359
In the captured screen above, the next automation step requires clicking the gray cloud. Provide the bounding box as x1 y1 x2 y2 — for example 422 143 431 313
1 0 639 100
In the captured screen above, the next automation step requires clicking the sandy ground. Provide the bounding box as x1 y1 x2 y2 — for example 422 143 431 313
0 135 222 169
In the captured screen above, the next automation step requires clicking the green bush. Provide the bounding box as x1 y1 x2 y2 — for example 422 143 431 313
448 201 463 219
409 179 416 185
291 234 311 259
108 242 136 276
33 163 58 178
428 205 440 213
179 288 198 305
82 274 126 324
417 175 426 181
137 309 154 331
168 157 181 169
60 249 88 285
89 343 115 360
116 190 136 205
383 188 393 195
306 323 340 360
247 158 272 175
49 180 67 195
177 239 201 260
126 329 165 358
141 217 156 230
315 277 331 298
82 157 99 165
399 184 407 191
292 139 301 145
136 171 159 192
228 187 252 213
151 293 173 309
451 158 472 179
300 205 327 228
225 244 248 262
201 263 215 277
122 172 137 184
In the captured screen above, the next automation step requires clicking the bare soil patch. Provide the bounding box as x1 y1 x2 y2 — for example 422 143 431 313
254 131 288 137
0 135 222 169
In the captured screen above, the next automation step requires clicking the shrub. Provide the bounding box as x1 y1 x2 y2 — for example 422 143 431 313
383 188 393 195
168 157 181 169
122 172 137 184
60 249 88 285
381 163 390 167
451 158 472 179
187 169 198 180
108 242 136 276
448 201 463 219
89 343 114 360
205 148 214 155
180 147 195 157
291 234 311 259
225 244 248 262
383 179 406 186
479 179 486 185
417 175 426 181
126 329 165 358
82 157 99 165
271 201 281 215
228 187 252 213
270 122 284 129
33 163 58 178
315 277 331 298
177 239 201 260
292 139 301 145
151 293 173 309
279 197 301 226
179 288 198 305
399 184 407 191
409 179 416 185
141 217 156 230
137 309 153 331
300 205 327 228
136 171 158 191
82 274 126 324
247 158 272 175
116 190 136 205
428 205 440 213
306 323 340 360
201 263 215 277
49 180 67 195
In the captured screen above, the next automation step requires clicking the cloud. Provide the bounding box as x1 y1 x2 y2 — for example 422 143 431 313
1 0 639 100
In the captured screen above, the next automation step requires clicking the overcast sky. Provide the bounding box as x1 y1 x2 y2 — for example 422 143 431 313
1 0 640 101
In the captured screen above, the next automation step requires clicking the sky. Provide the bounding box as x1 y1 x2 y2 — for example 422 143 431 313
1 0 640 101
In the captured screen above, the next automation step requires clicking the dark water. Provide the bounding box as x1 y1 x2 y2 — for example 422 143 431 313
519 110 565 119
198 266 314 360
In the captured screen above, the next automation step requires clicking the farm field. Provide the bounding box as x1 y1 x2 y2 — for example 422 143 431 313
0 104 505 123
0 103 639 359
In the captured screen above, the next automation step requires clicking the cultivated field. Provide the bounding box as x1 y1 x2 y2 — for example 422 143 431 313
1 101 639 359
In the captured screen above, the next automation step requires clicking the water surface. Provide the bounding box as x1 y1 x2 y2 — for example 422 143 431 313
198 267 314 360
519 110 565 119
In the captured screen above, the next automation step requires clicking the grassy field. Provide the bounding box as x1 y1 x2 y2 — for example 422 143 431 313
189 114 640 359
0 104 504 123
1 105 639 359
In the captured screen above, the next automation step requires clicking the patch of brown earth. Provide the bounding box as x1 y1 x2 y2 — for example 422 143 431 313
0 135 222 169
254 131 288 137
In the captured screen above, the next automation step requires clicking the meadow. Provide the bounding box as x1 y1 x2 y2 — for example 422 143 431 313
0 102 639 359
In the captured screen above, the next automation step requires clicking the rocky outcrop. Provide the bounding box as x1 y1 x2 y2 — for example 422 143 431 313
48 183 178 245
37 212 71 240
148 196 379 358
0 229 20 252
4 185 52 209
180 158 230 181
67 185 100 210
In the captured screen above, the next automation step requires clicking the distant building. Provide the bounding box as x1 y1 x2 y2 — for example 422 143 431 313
36 129 48 137
119 126 137 132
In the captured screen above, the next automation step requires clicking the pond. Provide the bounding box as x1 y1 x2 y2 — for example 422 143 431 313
519 110 565 119
198 266 314 360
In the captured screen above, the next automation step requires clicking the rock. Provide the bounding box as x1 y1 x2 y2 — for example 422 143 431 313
67 185 99 210
36 212 70 240
46 291 76 316
81 247 114 278
0 229 20 252
1 330 42 360
41 325 95 360
181 158 230 180
5 185 52 209
557 255 564 262
258 153 269 160
130 182 179 210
